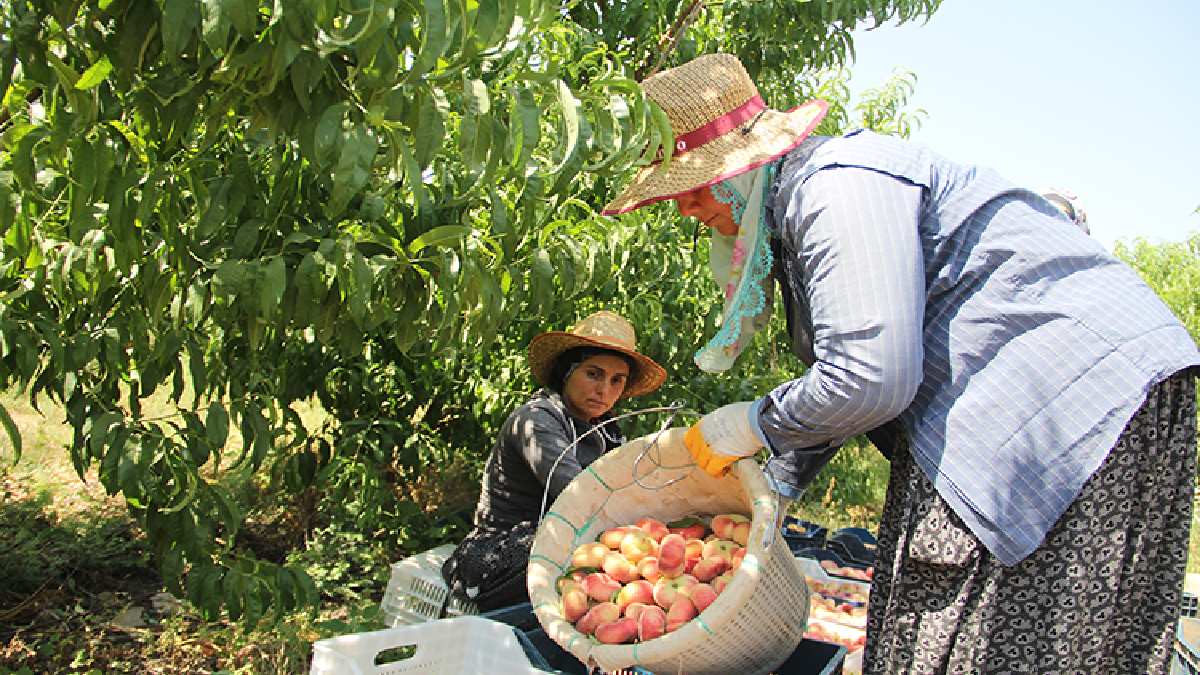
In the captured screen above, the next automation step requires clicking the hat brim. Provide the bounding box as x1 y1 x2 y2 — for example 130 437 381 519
601 100 828 215
528 333 667 399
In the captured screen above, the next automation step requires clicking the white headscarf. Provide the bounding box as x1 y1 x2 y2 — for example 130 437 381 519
693 163 778 373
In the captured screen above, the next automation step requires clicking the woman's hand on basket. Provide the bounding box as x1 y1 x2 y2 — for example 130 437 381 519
684 400 769 476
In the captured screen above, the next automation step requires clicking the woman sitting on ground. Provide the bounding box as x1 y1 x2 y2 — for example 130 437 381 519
442 310 666 611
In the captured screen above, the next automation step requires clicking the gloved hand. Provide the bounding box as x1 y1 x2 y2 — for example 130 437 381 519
684 400 769 476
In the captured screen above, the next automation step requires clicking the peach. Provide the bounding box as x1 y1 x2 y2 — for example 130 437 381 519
668 517 707 541
602 551 641 583
615 580 655 612
711 513 750 540
557 570 587 593
624 602 651 621
581 572 622 603
576 601 620 635
637 556 662 583
702 539 739 564
683 582 718 612
571 542 609 569
619 529 657 563
665 595 697 632
730 520 751 546
684 538 705 562
653 573 698 609
637 604 668 642
561 581 591 622
599 526 632 550
712 571 735 595
657 534 687 576
730 547 746 570
691 556 728 582
595 617 638 644
635 517 670 542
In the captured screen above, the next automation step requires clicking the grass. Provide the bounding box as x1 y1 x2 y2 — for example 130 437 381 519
1 391 1197 673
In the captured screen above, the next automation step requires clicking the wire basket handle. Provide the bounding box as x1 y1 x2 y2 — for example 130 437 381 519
538 402 700 525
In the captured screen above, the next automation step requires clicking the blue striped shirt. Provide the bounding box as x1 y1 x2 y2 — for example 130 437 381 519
756 129 1199 565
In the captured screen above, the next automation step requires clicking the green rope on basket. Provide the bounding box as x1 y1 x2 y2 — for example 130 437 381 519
534 602 557 612
568 489 616 550
567 632 590 652
544 510 579 533
576 508 611 541
632 641 642 663
585 464 613 492
695 616 715 636
753 496 773 508
529 553 566 573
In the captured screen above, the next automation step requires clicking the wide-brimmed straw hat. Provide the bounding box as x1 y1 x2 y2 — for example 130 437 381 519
602 54 828 215
528 311 666 398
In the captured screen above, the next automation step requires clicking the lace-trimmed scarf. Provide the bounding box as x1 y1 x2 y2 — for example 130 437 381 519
693 162 778 373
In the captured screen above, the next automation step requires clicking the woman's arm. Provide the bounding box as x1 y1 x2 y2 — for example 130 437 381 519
512 403 587 502
759 166 926 452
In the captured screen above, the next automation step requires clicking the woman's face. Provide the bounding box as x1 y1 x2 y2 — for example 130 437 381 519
562 353 630 421
674 186 737 236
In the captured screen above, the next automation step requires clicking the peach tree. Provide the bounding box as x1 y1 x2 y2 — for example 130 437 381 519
0 0 939 623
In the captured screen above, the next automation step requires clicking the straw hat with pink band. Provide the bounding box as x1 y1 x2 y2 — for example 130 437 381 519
603 54 828 478
601 53 827 216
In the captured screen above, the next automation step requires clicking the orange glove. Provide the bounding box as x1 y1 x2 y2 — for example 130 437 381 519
684 401 768 476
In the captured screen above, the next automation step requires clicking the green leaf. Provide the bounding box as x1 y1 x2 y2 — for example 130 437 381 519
647 98 674 172
259 256 287 318
224 569 244 621
403 0 449 83
408 225 471 253
413 87 447 170
511 86 539 169
464 78 490 115
313 103 349 167
162 0 201 60
212 485 242 541
98 428 129 495
201 0 232 50
328 127 378 215
275 566 297 614
396 138 434 230
226 0 259 37
75 56 112 90
206 402 229 449
0 404 20 463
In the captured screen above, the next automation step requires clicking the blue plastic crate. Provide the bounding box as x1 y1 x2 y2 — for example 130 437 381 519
831 527 877 546
826 530 876 568
781 516 828 553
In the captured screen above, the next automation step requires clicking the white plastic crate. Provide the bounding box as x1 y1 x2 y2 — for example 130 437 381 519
310 615 547 675
380 544 478 627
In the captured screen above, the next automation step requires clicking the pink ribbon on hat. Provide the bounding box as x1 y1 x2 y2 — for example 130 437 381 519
671 95 766 156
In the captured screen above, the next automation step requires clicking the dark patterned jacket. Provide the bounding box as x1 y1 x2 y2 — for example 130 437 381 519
472 389 624 529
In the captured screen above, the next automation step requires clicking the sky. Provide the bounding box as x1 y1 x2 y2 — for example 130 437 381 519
844 0 1200 251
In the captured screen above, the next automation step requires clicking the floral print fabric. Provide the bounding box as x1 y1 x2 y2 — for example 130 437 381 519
864 369 1197 675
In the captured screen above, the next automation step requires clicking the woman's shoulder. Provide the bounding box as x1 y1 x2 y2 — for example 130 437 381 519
505 390 570 426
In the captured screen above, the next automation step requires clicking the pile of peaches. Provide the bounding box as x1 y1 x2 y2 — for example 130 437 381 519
557 513 752 645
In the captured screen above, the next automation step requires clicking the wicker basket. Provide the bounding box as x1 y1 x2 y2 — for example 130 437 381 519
527 427 810 675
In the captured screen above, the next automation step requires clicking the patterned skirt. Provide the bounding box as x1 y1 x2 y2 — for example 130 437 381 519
864 369 1197 675
441 520 538 612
